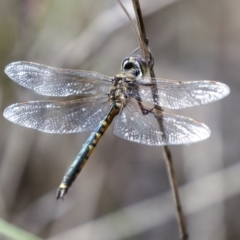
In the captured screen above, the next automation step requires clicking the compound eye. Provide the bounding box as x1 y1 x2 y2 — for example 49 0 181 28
123 61 134 71
121 56 148 77
121 58 131 71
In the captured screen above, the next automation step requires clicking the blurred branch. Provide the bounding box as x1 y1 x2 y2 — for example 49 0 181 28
49 160 237 240
0 127 36 210
0 218 42 240
43 0 180 67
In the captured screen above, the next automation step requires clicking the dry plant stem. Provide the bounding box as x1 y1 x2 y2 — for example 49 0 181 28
131 1 189 239
163 146 189 240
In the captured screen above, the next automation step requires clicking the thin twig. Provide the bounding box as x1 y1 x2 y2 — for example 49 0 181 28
117 0 144 52
131 1 189 239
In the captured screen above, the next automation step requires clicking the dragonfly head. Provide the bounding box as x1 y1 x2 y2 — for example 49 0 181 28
121 56 148 78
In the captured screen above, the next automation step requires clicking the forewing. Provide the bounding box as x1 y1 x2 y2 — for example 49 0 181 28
3 95 110 133
138 78 230 109
113 100 210 146
5 61 112 96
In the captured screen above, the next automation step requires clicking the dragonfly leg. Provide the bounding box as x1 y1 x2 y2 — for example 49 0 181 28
129 47 140 56
137 100 154 115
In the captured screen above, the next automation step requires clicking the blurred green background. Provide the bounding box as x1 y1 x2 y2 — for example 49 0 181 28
0 0 238 239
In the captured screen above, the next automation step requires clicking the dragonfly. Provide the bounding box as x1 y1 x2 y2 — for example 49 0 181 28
3 54 230 199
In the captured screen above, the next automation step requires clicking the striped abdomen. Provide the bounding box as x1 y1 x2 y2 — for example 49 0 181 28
56 104 120 199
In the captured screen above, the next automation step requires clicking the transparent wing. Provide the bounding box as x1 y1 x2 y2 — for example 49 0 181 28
138 78 230 109
114 100 210 146
3 95 110 133
5 61 112 96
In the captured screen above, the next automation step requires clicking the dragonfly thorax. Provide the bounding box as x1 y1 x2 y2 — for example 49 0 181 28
109 76 135 107
121 55 148 78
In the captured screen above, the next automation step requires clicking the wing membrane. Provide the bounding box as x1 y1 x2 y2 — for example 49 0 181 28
138 78 230 109
3 95 110 133
114 100 210 146
5 62 112 96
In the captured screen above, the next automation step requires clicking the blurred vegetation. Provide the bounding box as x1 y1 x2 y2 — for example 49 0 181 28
0 0 239 240
0 218 42 240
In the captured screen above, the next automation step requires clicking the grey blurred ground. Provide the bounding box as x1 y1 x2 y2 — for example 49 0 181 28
0 0 239 239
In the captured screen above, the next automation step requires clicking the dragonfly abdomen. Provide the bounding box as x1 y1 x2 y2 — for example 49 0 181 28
56 104 120 199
